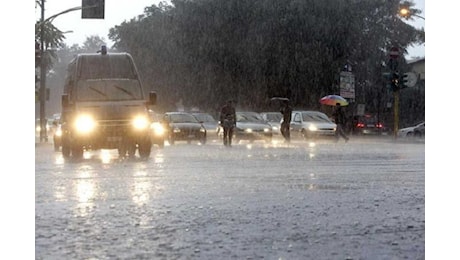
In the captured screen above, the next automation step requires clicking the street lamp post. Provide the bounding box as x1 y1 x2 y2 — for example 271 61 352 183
39 0 46 142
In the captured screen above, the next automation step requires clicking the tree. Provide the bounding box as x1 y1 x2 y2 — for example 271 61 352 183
104 0 423 116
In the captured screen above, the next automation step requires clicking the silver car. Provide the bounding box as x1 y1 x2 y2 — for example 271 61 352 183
289 110 337 140
231 112 273 143
260 112 282 135
192 112 220 140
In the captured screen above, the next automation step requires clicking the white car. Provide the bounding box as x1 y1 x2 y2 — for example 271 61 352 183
260 112 282 135
397 122 424 138
289 110 337 140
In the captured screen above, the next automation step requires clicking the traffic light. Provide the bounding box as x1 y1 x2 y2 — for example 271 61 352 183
382 72 392 90
391 72 400 91
400 73 409 89
82 0 105 19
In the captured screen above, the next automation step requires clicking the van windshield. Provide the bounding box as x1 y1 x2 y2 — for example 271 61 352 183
77 55 138 80
76 80 144 101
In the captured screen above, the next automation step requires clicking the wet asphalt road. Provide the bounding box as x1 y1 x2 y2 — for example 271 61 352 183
35 136 424 259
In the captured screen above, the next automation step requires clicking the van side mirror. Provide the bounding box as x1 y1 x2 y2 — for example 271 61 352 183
149 91 157 106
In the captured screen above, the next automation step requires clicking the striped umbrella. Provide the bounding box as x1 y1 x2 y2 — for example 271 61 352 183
319 95 349 106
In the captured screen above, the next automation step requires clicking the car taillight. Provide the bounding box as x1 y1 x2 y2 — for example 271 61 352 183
356 122 364 128
376 123 383 128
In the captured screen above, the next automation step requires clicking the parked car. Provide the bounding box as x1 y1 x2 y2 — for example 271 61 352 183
397 121 424 138
260 112 282 135
233 112 273 143
148 111 165 148
413 122 425 138
289 110 337 140
162 112 207 145
191 112 220 139
352 114 390 135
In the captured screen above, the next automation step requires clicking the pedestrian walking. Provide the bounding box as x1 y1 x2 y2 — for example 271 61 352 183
332 102 349 142
280 100 292 143
220 100 236 146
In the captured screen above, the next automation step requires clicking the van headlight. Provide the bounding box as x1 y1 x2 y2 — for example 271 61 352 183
133 115 150 130
75 115 96 134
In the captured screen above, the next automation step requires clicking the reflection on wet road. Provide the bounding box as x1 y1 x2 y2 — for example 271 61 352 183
36 137 424 259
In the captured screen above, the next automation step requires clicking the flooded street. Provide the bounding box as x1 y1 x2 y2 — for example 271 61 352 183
35 137 424 259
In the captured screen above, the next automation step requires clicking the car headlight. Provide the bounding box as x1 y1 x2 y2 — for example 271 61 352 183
200 127 206 133
173 127 181 133
151 122 165 136
132 115 150 130
245 128 253 133
308 125 318 131
263 128 270 132
74 115 96 134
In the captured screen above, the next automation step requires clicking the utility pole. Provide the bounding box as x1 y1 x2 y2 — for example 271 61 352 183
39 0 47 142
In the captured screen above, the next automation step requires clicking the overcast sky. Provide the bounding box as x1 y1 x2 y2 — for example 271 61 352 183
37 0 425 59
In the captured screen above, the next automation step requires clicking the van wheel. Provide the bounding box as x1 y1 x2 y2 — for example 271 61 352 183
62 144 70 158
138 139 152 158
71 144 83 159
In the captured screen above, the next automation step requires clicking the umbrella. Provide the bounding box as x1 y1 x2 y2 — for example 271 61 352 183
270 97 289 102
319 95 348 106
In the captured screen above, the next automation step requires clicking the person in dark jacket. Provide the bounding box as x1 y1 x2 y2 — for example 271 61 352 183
332 102 349 142
280 100 293 143
219 100 236 146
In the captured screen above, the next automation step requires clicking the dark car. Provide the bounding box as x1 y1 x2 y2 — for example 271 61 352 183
162 112 207 145
352 114 389 135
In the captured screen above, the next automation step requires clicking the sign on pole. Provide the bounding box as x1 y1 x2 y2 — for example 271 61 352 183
389 46 400 59
340 71 355 99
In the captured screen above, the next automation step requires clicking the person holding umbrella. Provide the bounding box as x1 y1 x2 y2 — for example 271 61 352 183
280 99 293 143
219 99 236 147
332 102 349 142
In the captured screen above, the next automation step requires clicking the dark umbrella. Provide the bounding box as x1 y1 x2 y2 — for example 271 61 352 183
270 97 290 102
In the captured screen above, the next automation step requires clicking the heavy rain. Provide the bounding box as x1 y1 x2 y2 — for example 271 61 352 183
25 0 439 259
